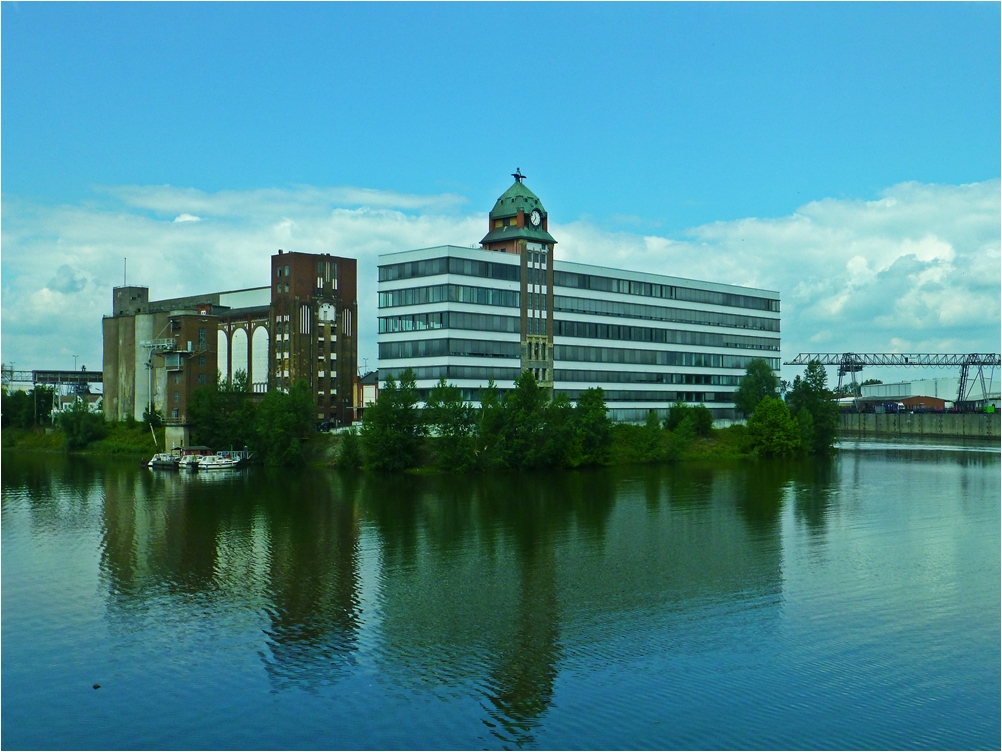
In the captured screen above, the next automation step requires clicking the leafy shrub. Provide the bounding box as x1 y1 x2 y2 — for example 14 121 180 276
735 358 780 417
665 402 713 437
747 396 801 457
58 401 108 450
336 427 363 471
361 370 424 472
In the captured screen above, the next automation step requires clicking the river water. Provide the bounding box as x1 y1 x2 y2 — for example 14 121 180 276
2 440 999 749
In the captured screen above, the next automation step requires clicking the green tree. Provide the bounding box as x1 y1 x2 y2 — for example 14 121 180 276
58 400 108 449
643 409 665 461
143 405 165 428
786 360 839 455
573 387 612 466
1 386 55 428
336 427 363 471
747 396 801 457
188 370 258 451
735 358 780 416
540 391 577 468
361 370 424 472
665 401 712 437
475 379 505 468
496 370 549 469
256 380 314 465
424 377 477 472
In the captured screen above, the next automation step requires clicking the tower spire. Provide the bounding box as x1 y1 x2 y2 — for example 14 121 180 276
512 167 526 183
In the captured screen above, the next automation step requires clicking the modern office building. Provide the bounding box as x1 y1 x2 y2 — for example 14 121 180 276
103 250 357 442
377 174 781 421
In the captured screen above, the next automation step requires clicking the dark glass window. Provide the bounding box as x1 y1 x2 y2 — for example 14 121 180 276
553 344 779 370
553 295 779 332
378 256 520 282
553 270 779 312
379 311 520 334
378 338 520 360
553 369 744 386
378 284 519 309
553 320 780 351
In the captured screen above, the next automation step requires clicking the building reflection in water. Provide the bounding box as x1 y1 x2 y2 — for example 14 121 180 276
97 465 364 691
361 465 788 747
80 456 796 747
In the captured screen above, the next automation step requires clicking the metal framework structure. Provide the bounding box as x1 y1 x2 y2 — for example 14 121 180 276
783 353 1001 409
2 365 104 388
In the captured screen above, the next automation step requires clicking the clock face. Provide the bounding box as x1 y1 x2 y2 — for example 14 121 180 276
530 210 541 227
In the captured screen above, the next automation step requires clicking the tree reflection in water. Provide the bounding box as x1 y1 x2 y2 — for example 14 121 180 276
3 453 804 748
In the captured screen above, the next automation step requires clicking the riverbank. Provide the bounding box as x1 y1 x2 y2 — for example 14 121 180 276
840 411 1000 439
4 422 756 468
2 423 164 455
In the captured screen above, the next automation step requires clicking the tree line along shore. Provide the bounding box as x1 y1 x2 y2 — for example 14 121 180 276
2 358 838 471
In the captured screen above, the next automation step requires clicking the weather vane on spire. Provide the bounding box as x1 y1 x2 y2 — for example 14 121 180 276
512 168 526 183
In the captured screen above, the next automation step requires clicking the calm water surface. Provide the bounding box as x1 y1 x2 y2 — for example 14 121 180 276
3 441 999 749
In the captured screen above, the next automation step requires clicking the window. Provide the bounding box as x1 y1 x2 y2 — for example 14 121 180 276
172 409 179 419
198 328 206 350
552 295 780 332
173 374 180 384
285 266 290 276
552 320 780 351
379 338 520 360
198 355 206 366
378 283 519 309
198 374 206 384
284 282 289 293
174 391 180 402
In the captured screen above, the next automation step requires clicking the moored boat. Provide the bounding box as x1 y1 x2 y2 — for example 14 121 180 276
177 446 213 471
197 453 241 470
148 451 180 470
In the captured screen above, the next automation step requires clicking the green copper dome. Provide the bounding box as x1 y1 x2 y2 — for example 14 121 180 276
481 172 557 246
489 179 546 220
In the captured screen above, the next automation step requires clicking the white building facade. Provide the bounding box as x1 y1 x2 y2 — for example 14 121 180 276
377 251 781 421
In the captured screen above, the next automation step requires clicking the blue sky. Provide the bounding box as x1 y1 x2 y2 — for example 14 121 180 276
2 2 999 383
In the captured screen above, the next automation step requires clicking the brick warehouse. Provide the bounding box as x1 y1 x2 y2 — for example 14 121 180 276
103 250 357 445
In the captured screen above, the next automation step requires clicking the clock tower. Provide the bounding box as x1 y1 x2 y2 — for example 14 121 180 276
481 169 557 391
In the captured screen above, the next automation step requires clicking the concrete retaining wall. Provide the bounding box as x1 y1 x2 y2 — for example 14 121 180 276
840 412 1000 439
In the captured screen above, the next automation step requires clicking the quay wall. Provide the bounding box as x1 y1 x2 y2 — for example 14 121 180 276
840 412 1000 439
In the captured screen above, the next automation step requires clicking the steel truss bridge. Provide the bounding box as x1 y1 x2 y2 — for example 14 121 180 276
1 366 103 391
783 353 1001 408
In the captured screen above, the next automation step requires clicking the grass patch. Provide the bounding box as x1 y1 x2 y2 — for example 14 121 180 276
681 424 753 460
1 428 67 452
85 422 162 455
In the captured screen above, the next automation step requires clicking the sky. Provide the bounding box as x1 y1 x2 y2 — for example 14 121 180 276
2 2 999 386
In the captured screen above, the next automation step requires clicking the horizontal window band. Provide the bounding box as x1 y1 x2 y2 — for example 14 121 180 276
559 389 734 403
379 338 521 360
554 295 779 332
554 369 743 386
378 284 518 310
555 345 780 370
553 319 779 351
379 365 522 383
379 311 521 335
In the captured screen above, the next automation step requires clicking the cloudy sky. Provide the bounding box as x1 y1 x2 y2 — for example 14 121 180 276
2 3 999 384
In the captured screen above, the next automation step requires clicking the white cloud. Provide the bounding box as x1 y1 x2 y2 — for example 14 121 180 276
1 180 998 385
